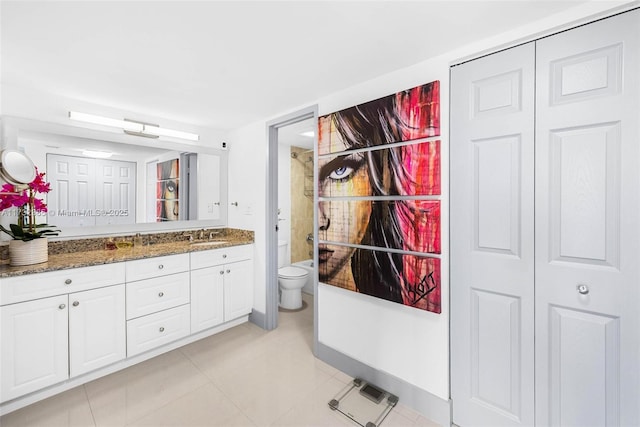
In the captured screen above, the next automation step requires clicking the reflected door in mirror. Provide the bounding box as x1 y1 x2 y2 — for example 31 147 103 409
46 154 136 228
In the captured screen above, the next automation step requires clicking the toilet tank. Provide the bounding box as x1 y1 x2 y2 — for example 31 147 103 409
278 240 287 268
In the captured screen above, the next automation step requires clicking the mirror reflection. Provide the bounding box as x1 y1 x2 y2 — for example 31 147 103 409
2 119 227 235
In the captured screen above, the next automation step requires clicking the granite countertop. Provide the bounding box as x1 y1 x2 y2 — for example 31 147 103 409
0 231 254 278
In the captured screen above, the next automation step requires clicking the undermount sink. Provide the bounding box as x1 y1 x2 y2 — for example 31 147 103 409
190 240 228 247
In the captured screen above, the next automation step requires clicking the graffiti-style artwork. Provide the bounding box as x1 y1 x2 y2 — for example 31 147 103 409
319 250 441 314
317 80 442 314
318 81 440 155
319 140 440 198
156 159 179 221
319 200 440 254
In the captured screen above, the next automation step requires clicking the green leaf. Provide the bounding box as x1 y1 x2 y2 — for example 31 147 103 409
9 224 25 237
0 224 16 239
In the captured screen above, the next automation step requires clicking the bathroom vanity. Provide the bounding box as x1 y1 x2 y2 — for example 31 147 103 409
0 229 254 415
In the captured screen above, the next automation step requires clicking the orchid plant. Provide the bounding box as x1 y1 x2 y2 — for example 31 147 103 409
0 168 60 241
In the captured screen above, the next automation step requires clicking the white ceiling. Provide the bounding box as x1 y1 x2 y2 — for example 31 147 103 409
2 1 596 132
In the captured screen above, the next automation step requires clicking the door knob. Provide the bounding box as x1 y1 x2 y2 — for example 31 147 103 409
577 284 589 295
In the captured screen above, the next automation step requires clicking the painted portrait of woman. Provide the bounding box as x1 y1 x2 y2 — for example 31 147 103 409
156 158 179 222
317 81 441 313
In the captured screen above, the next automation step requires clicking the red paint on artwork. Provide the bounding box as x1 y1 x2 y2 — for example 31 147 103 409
396 81 440 141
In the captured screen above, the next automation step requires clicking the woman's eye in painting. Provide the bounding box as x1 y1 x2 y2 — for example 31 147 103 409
320 155 365 183
328 165 355 180
166 181 176 193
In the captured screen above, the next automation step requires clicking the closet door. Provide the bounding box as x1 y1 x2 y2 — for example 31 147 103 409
535 10 639 427
450 42 535 426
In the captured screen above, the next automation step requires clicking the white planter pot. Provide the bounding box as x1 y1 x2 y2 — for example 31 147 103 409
9 237 48 266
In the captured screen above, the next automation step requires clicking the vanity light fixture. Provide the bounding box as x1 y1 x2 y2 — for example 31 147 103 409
68 111 200 142
300 131 315 137
69 111 143 132
139 124 199 141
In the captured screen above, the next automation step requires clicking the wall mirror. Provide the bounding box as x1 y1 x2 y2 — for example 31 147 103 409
0 116 228 239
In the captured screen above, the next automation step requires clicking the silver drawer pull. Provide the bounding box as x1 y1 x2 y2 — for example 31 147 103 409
226 269 230 274
72 301 79 307
65 279 72 285
159 327 165 332
59 304 66 310
220 270 224 275
158 264 164 270
577 284 589 295
158 292 164 297
222 254 227 259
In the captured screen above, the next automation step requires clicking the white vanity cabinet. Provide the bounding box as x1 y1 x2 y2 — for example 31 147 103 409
0 243 254 414
190 244 253 332
0 264 126 402
125 253 191 357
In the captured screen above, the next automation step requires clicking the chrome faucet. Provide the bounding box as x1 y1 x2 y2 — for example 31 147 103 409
183 233 194 242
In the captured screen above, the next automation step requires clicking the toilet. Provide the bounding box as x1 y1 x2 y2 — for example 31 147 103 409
278 240 309 310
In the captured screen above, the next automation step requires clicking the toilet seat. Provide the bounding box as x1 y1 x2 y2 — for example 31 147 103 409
278 266 308 279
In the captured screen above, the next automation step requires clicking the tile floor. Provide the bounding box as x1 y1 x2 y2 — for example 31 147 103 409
0 294 440 427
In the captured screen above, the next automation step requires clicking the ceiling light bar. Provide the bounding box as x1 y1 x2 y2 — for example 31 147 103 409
69 111 143 132
300 131 315 138
142 124 199 141
68 111 200 142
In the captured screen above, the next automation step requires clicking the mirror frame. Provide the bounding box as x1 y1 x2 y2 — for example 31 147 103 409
0 116 228 239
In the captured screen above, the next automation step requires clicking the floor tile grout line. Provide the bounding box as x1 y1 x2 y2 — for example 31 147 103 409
81 384 99 427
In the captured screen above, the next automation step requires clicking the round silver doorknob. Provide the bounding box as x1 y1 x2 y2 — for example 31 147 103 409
577 284 589 295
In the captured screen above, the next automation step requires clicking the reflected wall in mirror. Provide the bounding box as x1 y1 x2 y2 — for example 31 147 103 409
0 117 228 238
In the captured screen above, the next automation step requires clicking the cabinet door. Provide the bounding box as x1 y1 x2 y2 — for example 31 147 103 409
450 42 536 426
1 296 69 402
535 10 640 426
223 259 254 321
191 266 225 333
69 285 126 377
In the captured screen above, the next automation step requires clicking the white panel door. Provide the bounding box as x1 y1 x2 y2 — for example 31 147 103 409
68 284 126 377
47 154 96 227
535 10 639 426
450 42 535 426
94 159 136 225
0 296 69 402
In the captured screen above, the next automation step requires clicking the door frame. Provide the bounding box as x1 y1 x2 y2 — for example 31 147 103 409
265 105 318 337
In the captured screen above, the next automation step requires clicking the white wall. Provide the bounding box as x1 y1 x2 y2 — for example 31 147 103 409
197 153 222 220
226 121 268 313
226 0 637 410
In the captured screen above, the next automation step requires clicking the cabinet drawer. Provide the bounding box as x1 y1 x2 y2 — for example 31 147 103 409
126 304 190 357
126 272 190 320
190 244 252 270
125 253 189 282
0 263 126 306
